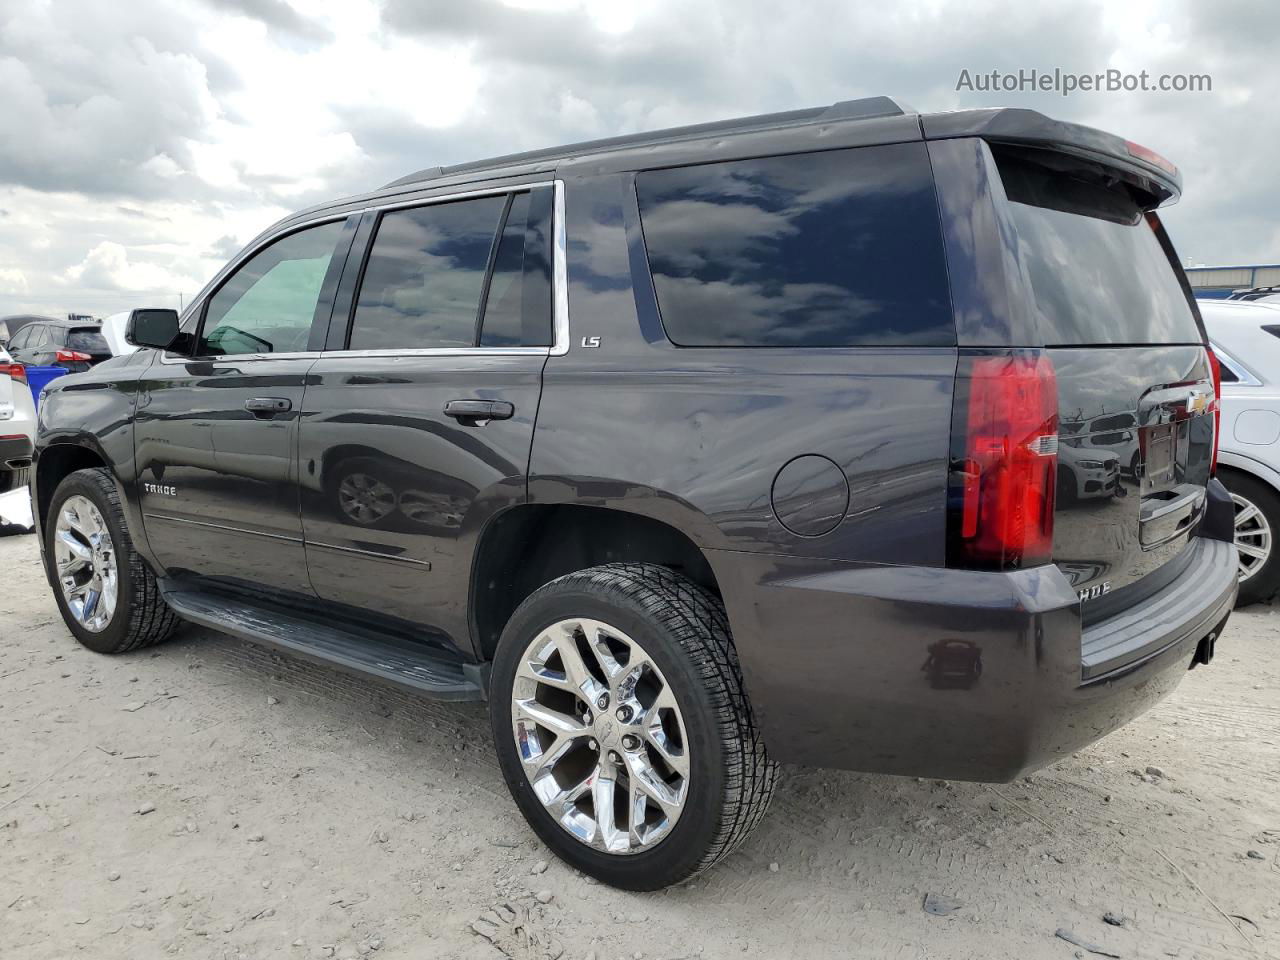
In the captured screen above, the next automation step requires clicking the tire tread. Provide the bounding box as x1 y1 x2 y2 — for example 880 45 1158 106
50 468 179 653
526 562 777 879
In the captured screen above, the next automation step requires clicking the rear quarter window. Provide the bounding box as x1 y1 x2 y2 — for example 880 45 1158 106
635 143 954 347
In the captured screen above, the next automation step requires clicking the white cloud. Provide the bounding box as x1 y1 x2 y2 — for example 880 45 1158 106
0 0 1276 319
0 268 29 295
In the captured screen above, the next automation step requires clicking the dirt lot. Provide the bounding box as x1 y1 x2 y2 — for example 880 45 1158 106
1 530 1277 960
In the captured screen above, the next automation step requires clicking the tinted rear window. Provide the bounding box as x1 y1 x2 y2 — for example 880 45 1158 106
636 143 954 347
997 151 1201 345
67 329 109 353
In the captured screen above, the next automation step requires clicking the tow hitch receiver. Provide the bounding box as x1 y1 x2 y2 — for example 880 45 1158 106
1190 615 1229 669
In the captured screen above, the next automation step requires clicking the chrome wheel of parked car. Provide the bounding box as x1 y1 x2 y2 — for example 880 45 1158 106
53 494 118 632
511 617 689 854
1232 491 1272 583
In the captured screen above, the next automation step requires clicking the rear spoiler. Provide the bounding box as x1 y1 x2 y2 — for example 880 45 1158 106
921 108 1181 207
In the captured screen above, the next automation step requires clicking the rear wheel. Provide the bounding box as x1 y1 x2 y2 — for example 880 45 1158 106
45 468 180 653
490 563 776 890
1220 470 1280 606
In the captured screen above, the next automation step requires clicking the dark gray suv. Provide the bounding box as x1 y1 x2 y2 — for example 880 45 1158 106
32 97 1238 890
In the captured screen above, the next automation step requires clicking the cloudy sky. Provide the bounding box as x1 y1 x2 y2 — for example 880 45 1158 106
0 0 1276 318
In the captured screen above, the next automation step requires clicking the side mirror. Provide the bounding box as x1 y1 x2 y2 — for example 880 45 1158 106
125 308 181 349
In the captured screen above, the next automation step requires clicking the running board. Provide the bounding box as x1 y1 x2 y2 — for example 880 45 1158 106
162 588 485 701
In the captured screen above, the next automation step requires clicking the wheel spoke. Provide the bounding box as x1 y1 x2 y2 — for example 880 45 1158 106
55 531 92 568
1237 541 1268 560
1235 503 1261 526
626 778 648 846
551 624 603 698
513 697 587 740
591 765 623 851
81 586 101 621
643 725 689 777
61 506 90 538
629 758 683 816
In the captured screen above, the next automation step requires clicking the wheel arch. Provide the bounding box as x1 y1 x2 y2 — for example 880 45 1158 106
469 504 724 662
1217 451 1280 497
34 440 111 534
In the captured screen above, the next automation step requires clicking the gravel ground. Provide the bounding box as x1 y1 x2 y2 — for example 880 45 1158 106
1 529 1278 960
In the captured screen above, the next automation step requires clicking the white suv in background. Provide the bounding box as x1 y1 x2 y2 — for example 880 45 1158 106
0 345 36 496
1201 298 1280 604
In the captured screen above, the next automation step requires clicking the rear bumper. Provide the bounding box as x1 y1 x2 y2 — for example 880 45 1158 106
710 535 1236 782
0 433 34 470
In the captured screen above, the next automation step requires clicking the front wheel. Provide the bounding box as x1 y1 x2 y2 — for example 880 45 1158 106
490 563 777 890
45 467 180 653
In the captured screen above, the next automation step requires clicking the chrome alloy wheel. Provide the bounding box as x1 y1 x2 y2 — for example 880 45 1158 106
511 618 690 854
54 495 118 633
1232 491 1273 582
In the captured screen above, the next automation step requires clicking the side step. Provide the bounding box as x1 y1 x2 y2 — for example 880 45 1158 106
162 588 485 701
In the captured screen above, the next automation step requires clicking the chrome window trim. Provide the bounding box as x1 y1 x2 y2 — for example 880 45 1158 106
168 179 569 365
1211 341 1263 387
551 179 570 356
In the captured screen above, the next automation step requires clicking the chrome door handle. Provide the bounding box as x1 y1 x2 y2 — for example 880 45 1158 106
244 397 292 417
443 399 514 425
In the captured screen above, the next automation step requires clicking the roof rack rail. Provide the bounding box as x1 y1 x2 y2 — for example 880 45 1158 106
383 96 916 189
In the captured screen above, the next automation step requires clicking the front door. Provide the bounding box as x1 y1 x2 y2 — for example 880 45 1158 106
134 217 352 594
299 185 554 650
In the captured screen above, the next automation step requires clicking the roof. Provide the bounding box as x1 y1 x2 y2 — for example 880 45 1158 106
258 97 1181 253
384 96 913 188
376 97 1181 205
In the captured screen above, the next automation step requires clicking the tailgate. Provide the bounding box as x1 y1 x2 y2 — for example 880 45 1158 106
991 143 1213 618
1053 345 1214 613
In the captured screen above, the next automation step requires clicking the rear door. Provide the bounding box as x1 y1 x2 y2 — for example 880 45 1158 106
134 217 353 594
298 185 554 650
991 146 1213 623
10 324 45 367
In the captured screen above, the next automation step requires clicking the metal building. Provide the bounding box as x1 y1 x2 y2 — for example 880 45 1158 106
1185 264 1280 299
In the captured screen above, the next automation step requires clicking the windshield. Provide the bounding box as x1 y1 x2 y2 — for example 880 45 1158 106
998 151 1201 346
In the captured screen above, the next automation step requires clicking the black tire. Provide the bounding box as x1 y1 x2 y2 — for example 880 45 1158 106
45 467 180 653
1220 470 1280 606
490 562 777 890
0 465 29 494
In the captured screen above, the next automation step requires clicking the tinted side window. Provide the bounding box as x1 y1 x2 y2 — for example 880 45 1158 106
9 326 29 349
636 143 954 347
479 192 531 347
348 196 506 351
200 220 343 356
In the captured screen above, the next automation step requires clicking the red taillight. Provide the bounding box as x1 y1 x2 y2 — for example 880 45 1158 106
3 362 24 383
54 349 92 364
949 351 1059 570
1206 346 1222 475
1125 139 1178 178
